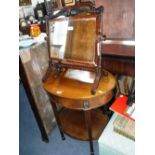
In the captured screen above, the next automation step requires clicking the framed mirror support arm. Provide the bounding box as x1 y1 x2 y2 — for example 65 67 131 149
91 36 108 94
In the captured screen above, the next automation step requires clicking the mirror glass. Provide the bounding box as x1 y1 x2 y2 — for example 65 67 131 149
48 16 97 63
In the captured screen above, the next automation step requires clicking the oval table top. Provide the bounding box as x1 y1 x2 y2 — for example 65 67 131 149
43 69 116 110
43 69 116 99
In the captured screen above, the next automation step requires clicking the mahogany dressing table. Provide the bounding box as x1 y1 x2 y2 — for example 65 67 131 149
43 69 116 155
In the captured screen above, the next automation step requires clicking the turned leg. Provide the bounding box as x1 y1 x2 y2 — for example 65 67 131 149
50 97 65 140
84 110 94 155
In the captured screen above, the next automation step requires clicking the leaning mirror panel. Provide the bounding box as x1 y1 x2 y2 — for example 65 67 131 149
48 16 97 64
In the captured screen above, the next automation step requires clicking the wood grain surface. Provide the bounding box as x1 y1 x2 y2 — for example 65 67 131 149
43 69 116 110
59 108 109 140
95 0 135 39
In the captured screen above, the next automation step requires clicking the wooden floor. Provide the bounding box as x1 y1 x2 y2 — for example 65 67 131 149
59 108 109 141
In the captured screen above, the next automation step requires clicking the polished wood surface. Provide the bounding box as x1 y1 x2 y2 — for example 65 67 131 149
95 0 135 39
59 108 109 140
101 40 135 76
102 55 135 77
43 69 115 99
102 40 135 57
43 69 116 110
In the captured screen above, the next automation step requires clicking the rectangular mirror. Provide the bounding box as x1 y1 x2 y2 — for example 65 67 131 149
48 15 97 65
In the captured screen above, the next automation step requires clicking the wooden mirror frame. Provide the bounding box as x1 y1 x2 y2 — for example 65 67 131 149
48 15 98 67
43 2 107 94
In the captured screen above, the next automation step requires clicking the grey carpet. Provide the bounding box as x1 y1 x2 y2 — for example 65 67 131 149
19 83 99 155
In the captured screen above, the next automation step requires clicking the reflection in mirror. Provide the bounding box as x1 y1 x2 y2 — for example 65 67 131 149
19 0 31 6
49 17 97 63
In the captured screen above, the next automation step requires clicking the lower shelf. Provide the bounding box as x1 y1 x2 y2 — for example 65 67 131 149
59 108 109 141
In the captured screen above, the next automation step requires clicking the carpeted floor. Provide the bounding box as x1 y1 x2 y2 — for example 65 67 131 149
19 83 99 155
